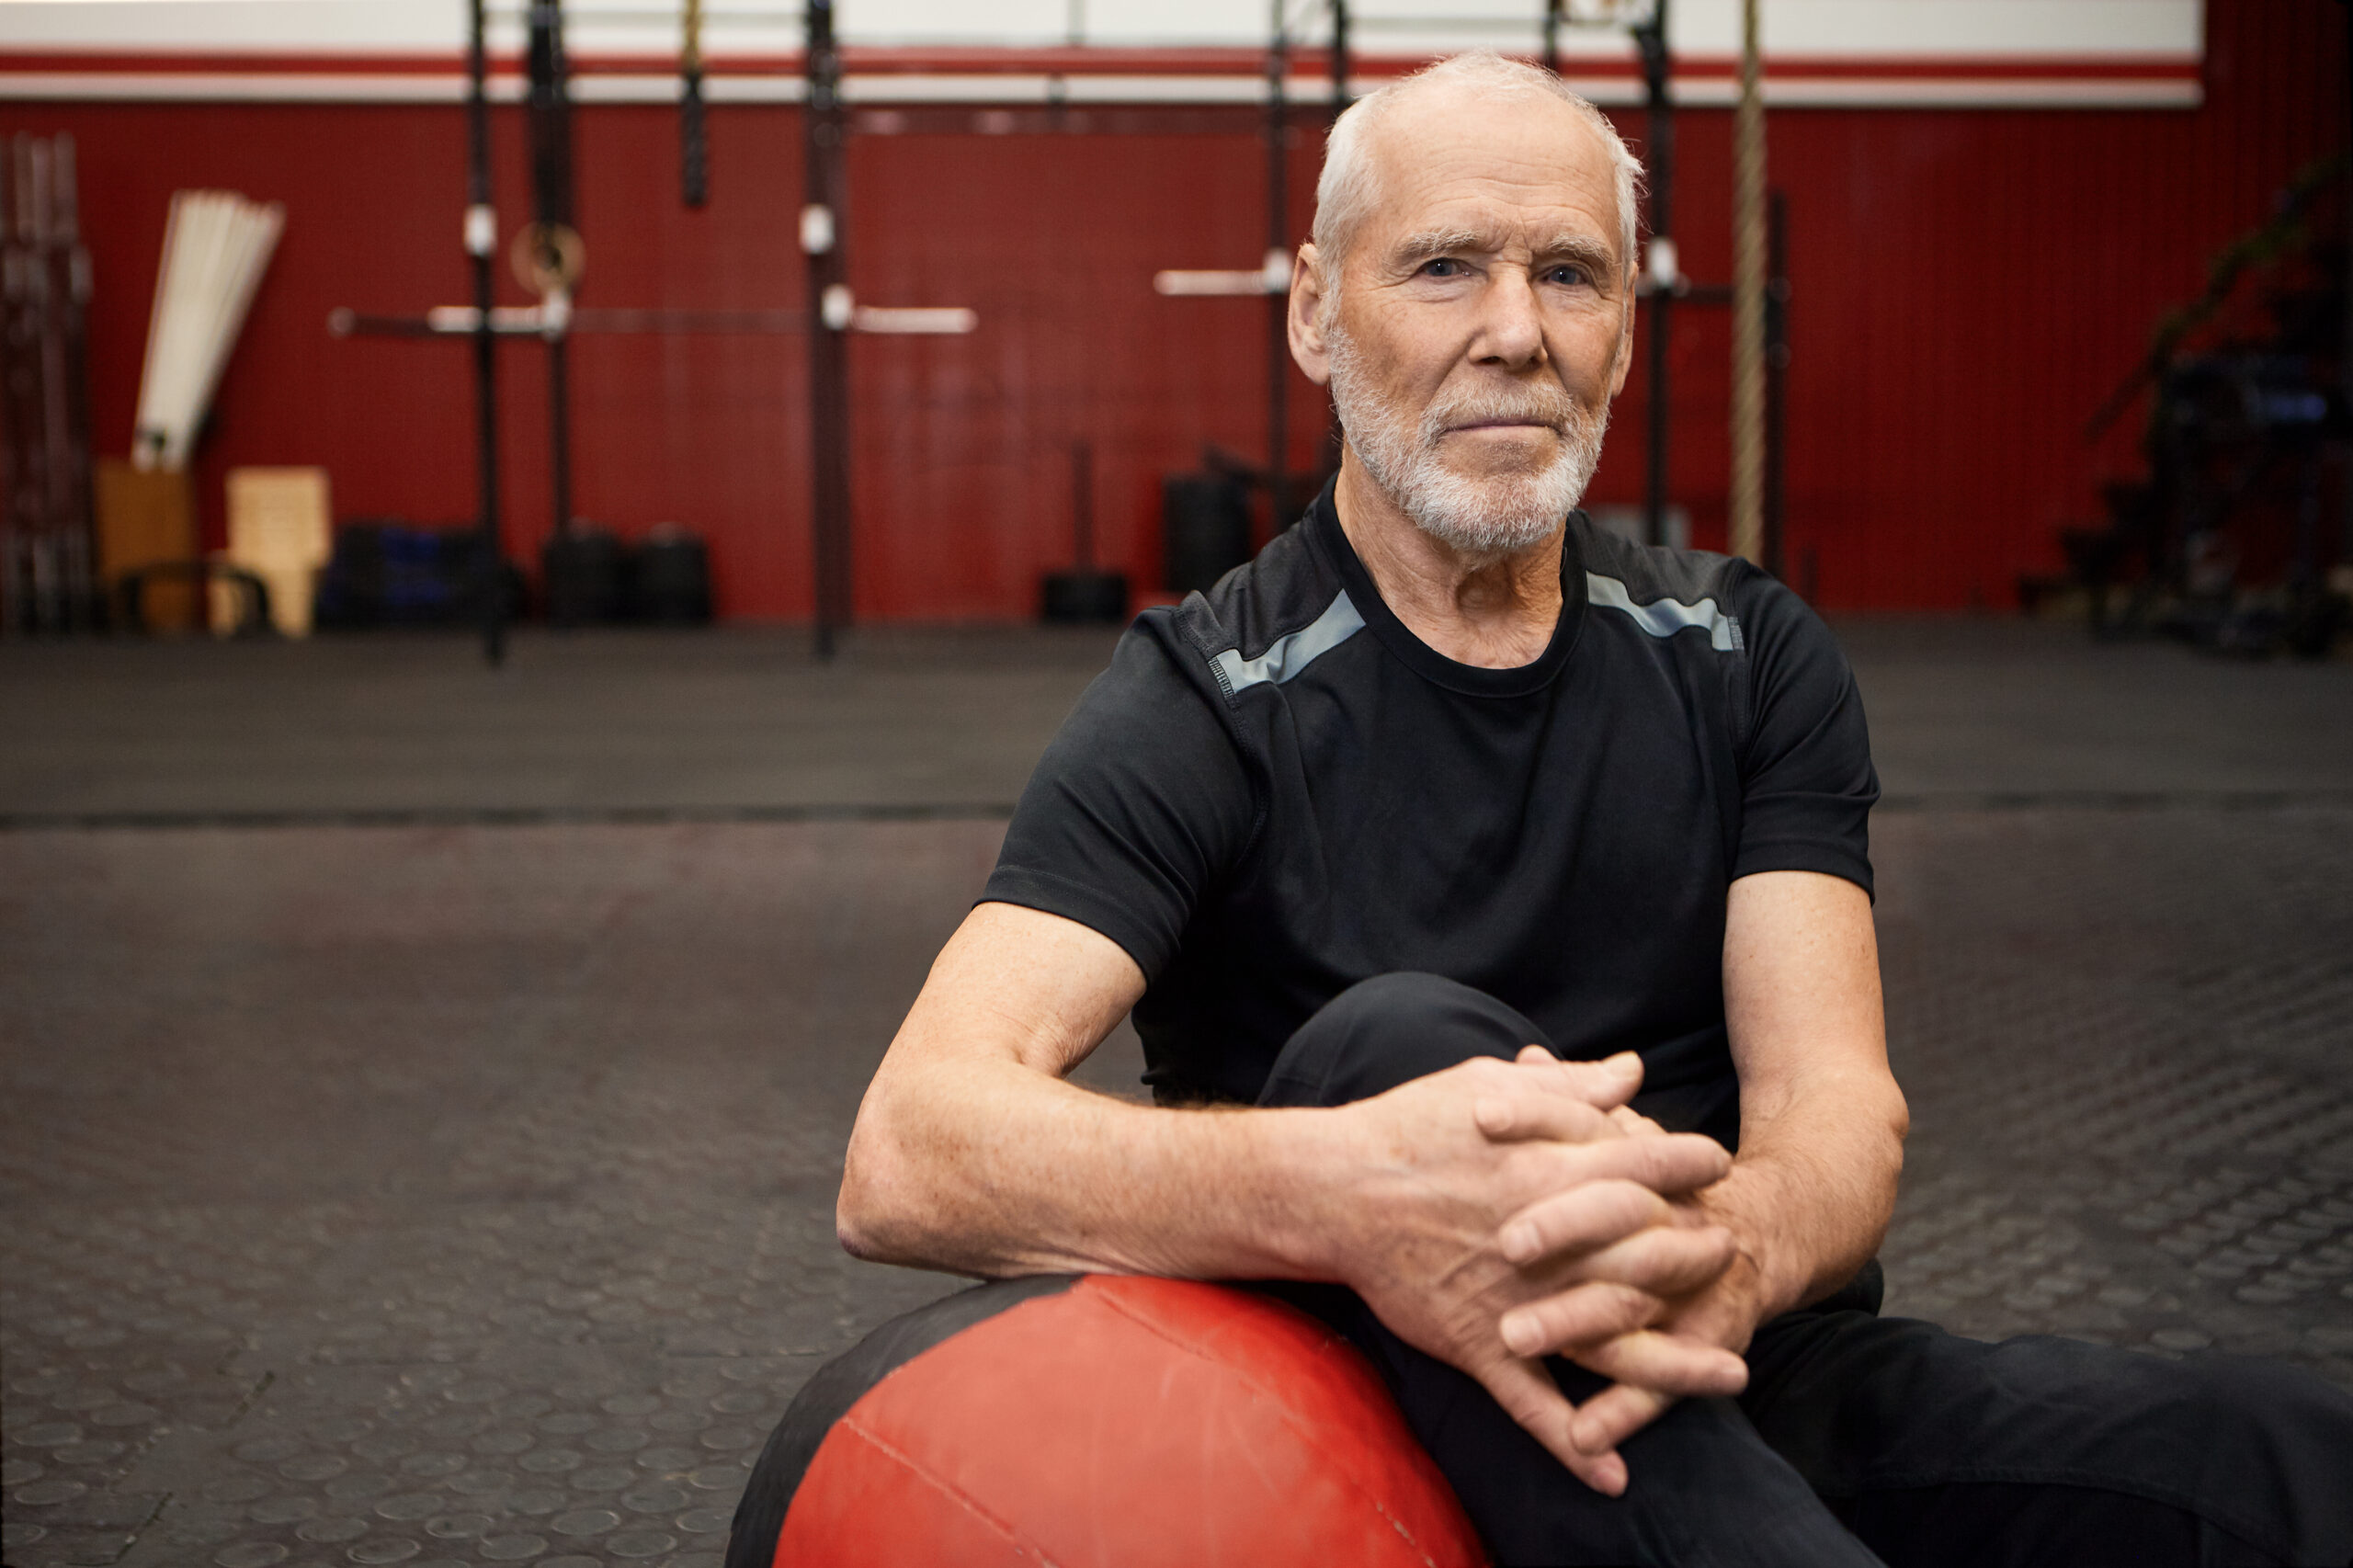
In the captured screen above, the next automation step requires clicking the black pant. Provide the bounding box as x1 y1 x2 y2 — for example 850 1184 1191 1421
1256 973 2353 1568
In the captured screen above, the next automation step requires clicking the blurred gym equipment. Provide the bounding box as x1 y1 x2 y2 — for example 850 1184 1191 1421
335 0 976 664
1040 441 1129 624
2040 154 2353 658
222 466 331 638
0 133 97 636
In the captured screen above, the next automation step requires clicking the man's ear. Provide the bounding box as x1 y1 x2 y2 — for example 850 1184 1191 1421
1289 245 1332 387
1608 268 1636 398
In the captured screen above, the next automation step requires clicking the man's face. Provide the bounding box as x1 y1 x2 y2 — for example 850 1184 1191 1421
1296 89 1635 555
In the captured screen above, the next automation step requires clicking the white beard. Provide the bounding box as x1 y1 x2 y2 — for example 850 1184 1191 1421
1326 320 1608 557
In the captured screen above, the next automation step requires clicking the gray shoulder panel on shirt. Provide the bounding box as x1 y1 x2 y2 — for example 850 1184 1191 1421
1210 589 1366 695
1586 570 1745 653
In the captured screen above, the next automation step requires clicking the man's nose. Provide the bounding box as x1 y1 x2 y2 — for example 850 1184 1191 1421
1472 270 1547 369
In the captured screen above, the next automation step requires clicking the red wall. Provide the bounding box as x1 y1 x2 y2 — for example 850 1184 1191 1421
5 0 2345 619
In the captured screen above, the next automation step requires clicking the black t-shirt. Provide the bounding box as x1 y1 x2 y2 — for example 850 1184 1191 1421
983 483 1877 1147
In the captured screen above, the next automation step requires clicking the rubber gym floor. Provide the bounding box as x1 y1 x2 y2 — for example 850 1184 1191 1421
3 619 2350 1568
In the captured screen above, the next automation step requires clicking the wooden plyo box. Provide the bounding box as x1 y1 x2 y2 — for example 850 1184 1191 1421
95 459 198 631
224 467 332 637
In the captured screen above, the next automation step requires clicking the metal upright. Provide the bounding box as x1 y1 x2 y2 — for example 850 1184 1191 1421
1329 0 1349 111
1632 0 1674 550
526 0 577 549
1264 0 1290 535
1763 190 1789 580
803 0 853 659
680 0 710 209
466 0 506 665
1727 0 1765 564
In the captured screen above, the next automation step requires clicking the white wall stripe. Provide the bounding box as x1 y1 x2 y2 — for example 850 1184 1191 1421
0 69 2203 109
0 0 2208 62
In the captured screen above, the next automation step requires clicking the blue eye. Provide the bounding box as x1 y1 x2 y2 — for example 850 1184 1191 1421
1545 265 1591 286
1421 257 1467 278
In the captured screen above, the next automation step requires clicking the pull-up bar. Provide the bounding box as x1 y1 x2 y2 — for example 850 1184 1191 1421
329 304 975 336
480 3 796 22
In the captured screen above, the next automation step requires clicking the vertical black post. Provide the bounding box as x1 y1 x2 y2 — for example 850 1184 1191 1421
547 336 572 541
1634 0 1674 550
1265 1 1290 537
681 0 709 209
0 148 18 637
468 0 506 665
1329 0 1349 111
1320 0 1350 478
804 0 852 660
48 134 95 632
2340 0 2353 579
1762 188 1788 581
526 0 575 550
1541 0 1561 75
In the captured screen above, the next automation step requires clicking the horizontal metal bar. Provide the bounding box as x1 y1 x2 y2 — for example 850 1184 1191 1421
850 305 978 335
331 304 978 337
1153 269 1280 298
1343 15 1547 30
331 305 810 336
483 5 798 20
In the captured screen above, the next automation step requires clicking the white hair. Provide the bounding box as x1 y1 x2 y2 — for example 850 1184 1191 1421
1312 51 1645 284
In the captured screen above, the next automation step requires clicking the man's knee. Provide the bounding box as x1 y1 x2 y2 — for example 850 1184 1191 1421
1257 972 1553 1108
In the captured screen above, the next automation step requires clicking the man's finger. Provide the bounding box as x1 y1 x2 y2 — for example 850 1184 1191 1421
1497 1179 1675 1265
1471 1356 1630 1497
1570 1329 1748 1402
1567 1131 1733 1197
1568 1381 1682 1458
1472 1085 1618 1145
1555 1222 1740 1298
1499 1280 1658 1358
1486 1048 1645 1117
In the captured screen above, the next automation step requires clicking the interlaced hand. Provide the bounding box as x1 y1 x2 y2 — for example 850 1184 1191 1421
1325 1048 1745 1494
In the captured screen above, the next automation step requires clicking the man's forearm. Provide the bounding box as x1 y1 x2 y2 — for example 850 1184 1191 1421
1694 1063 1908 1325
838 1051 1345 1282
838 902 1357 1284
1709 869 1907 1324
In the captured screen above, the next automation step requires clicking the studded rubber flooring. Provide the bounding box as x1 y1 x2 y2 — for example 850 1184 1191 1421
3 626 2351 1568
1870 807 2353 1371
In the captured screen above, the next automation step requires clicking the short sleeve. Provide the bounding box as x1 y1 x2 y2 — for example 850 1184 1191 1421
1731 573 1880 897
982 614 1258 979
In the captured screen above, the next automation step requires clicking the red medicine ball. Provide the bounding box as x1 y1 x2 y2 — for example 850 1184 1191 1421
728 1273 1488 1567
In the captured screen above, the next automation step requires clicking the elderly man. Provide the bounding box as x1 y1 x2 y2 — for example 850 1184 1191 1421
820 53 2352 1568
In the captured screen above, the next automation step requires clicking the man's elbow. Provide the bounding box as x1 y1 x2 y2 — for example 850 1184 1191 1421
1870 1075 1911 1217
834 1166 888 1262
1875 1071 1911 1160
835 1107 926 1265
